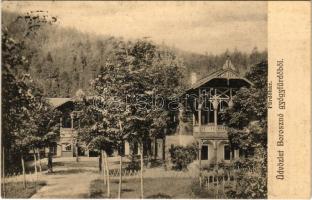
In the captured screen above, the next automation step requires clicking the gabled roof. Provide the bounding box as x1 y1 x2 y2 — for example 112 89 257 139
47 98 72 108
47 89 85 108
187 58 253 91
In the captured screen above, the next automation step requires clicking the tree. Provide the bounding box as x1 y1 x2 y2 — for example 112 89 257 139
223 61 267 153
78 39 184 198
60 71 72 97
222 61 268 198
2 12 58 178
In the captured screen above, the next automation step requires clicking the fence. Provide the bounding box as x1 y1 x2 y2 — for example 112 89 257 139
200 168 258 198
201 171 237 198
1 170 44 198
109 168 140 178
3 171 42 183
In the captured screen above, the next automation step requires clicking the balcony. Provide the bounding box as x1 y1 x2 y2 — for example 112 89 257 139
60 128 76 138
193 124 228 139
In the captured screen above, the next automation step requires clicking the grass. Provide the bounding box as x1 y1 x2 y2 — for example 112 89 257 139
46 168 97 175
1 181 46 198
89 177 214 199
54 161 98 168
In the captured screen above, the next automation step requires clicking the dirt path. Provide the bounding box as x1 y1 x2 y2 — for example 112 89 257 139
31 168 98 198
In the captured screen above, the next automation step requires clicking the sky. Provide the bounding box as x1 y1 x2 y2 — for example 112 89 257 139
3 1 267 54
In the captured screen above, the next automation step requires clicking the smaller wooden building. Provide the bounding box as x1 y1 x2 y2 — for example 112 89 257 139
47 97 164 159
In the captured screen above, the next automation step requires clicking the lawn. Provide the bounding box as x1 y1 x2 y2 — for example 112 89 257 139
1 181 46 198
89 177 215 199
54 160 98 168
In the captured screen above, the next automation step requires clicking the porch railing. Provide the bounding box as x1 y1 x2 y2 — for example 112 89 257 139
60 128 76 137
193 125 227 133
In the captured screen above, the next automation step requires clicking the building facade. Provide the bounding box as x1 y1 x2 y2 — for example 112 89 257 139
165 58 252 165
47 97 160 158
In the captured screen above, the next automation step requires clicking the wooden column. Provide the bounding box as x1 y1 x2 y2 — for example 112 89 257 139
60 117 63 129
213 141 218 168
70 113 74 129
198 103 202 133
229 88 234 109
70 113 75 158
213 99 218 127
193 100 196 126
198 89 202 132
71 113 74 157
198 140 202 187
213 89 219 127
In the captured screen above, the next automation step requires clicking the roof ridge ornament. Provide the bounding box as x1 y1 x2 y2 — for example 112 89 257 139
222 56 236 71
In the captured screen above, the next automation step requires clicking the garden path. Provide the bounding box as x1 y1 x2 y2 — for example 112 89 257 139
31 168 98 198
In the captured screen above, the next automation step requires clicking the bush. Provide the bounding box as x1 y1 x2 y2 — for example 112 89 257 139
226 148 267 199
217 159 225 169
125 155 140 171
169 145 197 171
226 172 267 199
190 179 213 198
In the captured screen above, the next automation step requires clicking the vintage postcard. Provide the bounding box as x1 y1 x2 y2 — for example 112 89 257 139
1 1 311 199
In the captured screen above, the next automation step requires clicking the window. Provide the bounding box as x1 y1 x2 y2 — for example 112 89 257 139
201 145 208 160
224 145 231 160
239 149 243 157
62 143 72 151
132 142 139 155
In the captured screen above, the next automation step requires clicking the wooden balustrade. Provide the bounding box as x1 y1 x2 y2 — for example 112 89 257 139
193 125 227 133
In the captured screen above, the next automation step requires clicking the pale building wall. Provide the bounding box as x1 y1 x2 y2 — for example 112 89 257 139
57 144 62 157
200 142 232 165
124 141 130 155
234 149 240 159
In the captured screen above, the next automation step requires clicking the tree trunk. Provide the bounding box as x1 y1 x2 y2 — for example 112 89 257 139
99 152 102 172
199 141 202 188
140 143 144 199
37 149 42 172
101 150 106 198
48 151 53 173
33 150 38 189
75 143 79 162
103 151 110 197
146 144 151 168
118 155 122 198
21 155 26 189
2 147 6 197
103 154 107 185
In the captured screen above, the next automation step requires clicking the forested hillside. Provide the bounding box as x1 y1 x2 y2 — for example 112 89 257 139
2 11 267 98
177 47 267 80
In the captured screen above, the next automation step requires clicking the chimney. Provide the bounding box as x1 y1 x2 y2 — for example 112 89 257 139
222 55 236 71
190 72 197 85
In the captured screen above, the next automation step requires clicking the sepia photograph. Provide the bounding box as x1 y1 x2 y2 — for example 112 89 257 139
1 1 270 199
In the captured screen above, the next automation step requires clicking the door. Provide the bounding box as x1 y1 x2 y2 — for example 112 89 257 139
156 139 163 159
201 145 208 160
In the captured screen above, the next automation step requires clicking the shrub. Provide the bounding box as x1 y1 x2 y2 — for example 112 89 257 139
226 172 267 199
190 179 213 198
217 159 225 169
125 155 140 171
169 145 197 171
226 148 267 199
146 193 172 198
